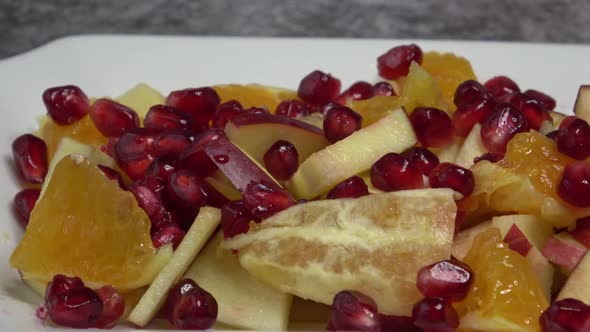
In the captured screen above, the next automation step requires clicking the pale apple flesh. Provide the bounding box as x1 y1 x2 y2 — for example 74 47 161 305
454 124 487 168
557 250 590 304
115 83 165 121
573 85 590 124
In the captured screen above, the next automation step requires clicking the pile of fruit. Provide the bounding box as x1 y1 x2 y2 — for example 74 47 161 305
8 43 590 331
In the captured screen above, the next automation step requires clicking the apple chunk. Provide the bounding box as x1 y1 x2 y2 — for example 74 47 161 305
184 232 292 331
454 124 487 168
541 232 588 274
557 250 590 304
225 113 329 165
127 207 221 327
286 108 416 199
115 83 165 121
574 85 590 124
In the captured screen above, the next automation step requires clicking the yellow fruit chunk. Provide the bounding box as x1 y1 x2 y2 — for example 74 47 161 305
455 229 548 332
10 155 172 291
224 188 456 316
347 96 402 127
37 115 106 161
421 51 477 111
213 84 299 110
116 83 165 121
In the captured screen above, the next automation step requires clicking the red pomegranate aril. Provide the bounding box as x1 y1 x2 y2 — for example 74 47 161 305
42 85 90 125
13 188 40 228
152 131 192 158
46 286 102 328
410 107 454 148
484 75 520 100
453 80 489 108
180 129 225 177
213 100 243 129
500 92 537 110
323 105 362 143
145 158 178 182
245 106 271 115
12 134 48 183
221 200 257 238
144 105 193 132
452 97 496 137
89 98 140 137
480 103 529 154
371 81 396 97
558 161 590 207
560 116 577 130
473 152 504 164
167 169 205 208
540 298 590 332
429 162 475 197
370 153 424 192
297 70 342 105
377 44 423 80
524 89 556 111
137 175 167 197
557 119 590 160
417 259 474 302
114 129 156 180
45 274 85 304
150 208 179 233
402 147 440 176
263 140 299 180
336 81 373 104
243 180 295 219
94 286 125 329
522 102 551 131
331 290 380 332
546 130 560 142
102 137 119 157
97 165 125 188
326 176 370 199
412 297 459 332
275 99 309 118
165 279 218 330
165 87 220 130
151 224 186 250
36 305 48 321
128 183 163 217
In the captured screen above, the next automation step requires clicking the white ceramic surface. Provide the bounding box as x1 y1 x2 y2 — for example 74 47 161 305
1 35 590 331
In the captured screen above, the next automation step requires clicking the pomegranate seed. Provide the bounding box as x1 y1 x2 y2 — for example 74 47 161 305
102 137 119 158
94 286 125 329
330 290 380 332
165 87 220 130
522 102 551 131
417 259 473 302
13 188 40 228
36 305 48 321
42 85 89 125
557 119 590 160
540 298 590 332
245 106 270 115
150 208 180 233
326 176 370 199
167 169 205 208
243 180 295 219
45 274 84 304
46 286 102 328
12 134 48 183
151 224 186 250
136 175 166 197
484 75 520 100
571 217 590 247
114 129 156 180
524 89 556 111
560 116 577 130
306 101 342 115
401 147 440 176
144 105 193 132
558 161 590 207
480 103 529 154
152 131 192 158
164 279 218 330
371 81 396 97
275 99 309 118
377 44 423 80
370 153 424 192
410 107 454 148
145 158 178 182
323 105 362 143
412 297 459 331
336 81 373 104
221 200 258 238
452 97 496 137
213 100 243 129
89 99 139 137
454 80 490 108
473 152 504 164
429 162 475 197
263 140 299 180
297 70 341 105
546 130 560 142
380 314 421 332
128 183 163 218
97 165 125 188
180 129 225 177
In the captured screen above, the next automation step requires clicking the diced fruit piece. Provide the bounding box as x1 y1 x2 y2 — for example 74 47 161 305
326 176 369 199
402 147 440 176
412 297 459 331
337 81 373 104
185 232 292 330
205 171 242 201
297 70 341 105
115 83 165 121
287 108 416 199
13 188 40 228
114 128 156 180
10 155 173 291
165 87 220 130
556 118 590 160
152 131 191 158
263 140 299 180
323 106 362 143
574 85 590 123
46 284 102 328
542 232 587 273
540 298 590 332
572 217 590 247
370 153 424 192
220 200 255 239
243 180 295 219
275 99 309 118
480 103 529 154
42 85 90 125
224 113 329 166
452 96 496 137
416 259 473 302
454 124 487 169
151 224 186 250
330 291 380 332
484 75 520 100
557 250 590 306
454 80 489 108
524 89 556 111
45 274 84 303
410 107 453 148
346 96 401 127
12 134 48 183
144 105 192 132
455 229 548 332
89 98 139 137
213 100 243 129
377 44 423 80
180 129 224 177
213 84 298 110
559 161 590 207
432 139 462 164
163 278 218 330
94 285 125 328
127 207 220 327
429 162 474 197
372 81 396 97
522 102 551 131
224 189 456 316
166 169 205 209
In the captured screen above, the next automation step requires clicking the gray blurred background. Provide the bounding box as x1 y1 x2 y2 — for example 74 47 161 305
1 0 589 59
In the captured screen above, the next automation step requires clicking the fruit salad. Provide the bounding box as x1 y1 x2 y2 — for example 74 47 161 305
7 43 590 331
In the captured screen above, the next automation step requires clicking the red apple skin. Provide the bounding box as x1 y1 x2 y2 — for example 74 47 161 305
203 136 279 192
571 216 590 248
230 113 324 135
503 224 533 256
573 85 590 124
542 233 588 272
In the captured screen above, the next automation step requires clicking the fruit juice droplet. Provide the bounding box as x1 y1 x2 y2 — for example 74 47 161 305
214 154 229 164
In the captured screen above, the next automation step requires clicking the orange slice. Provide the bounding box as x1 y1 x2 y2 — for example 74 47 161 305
213 84 299 111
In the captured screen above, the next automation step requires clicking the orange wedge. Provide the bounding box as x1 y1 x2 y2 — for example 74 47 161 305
213 84 299 111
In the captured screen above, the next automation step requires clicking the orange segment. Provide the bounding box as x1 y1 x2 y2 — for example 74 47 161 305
10 155 172 291
213 84 299 111
421 52 477 111
455 228 548 331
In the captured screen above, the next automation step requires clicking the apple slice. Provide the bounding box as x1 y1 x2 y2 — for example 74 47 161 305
184 232 292 330
127 207 221 327
455 124 487 168
432 138 463 164
205 170 242 201
574 85 590 124
286 108 416 199
549 110 568 129
116 83 165 121
225 113 329 165
557 250 590 303
542 232 588 274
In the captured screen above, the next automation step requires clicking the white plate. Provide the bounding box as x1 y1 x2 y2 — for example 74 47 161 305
1 35 590 331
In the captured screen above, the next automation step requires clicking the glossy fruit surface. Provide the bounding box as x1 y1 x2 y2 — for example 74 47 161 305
370 153 424 192
164 278 218 330
330 290 380 332
42 85 90 125
12 134 48 183
377 44 423 79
